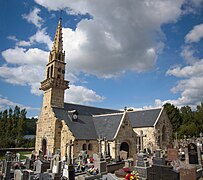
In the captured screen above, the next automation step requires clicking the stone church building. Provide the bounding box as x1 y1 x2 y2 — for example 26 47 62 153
35 19 173 160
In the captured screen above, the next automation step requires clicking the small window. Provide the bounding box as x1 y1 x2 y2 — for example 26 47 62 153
58 68 61 72
82 144 87 150
88 143 93 150
57 75 61 79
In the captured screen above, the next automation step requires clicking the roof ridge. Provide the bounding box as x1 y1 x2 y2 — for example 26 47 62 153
127 107 162 113
64 102 120 111
93 112 124 117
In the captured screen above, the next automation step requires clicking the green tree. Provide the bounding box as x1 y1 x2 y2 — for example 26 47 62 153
195 102 203 133
180 106 194 125
164 103 182 136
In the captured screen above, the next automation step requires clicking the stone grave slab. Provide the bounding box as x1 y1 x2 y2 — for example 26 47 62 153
167 148 178 161
120 150 128 160
14 169 23 180
148 165 179 180
179 167 196 180
188 143 198 164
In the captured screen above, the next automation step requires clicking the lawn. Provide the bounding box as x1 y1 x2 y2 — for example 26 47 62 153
0 151 31 160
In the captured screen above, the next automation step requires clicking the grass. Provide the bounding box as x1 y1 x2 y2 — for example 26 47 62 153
0 151 31 160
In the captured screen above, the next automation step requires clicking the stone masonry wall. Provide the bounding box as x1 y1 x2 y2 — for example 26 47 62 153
35 106 58 156
115 113 137 158
133 127 155 150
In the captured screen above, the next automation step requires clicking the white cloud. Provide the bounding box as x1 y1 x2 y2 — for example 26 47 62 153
22 7 43 28
0 47 103 103
16 29 52 50
166 59 203 107
7 36 18 41
34 0 185 78
2 47 48 66
180 45 198 64
0 95 40 112
185 23 203 43
64 85 104 104
167 59 203 78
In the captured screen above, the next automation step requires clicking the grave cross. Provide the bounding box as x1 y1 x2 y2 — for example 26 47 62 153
104 137 108 158
116 139 121 161
138 130 146 152
67 140 74 165
183 135 187 147
97 136 103 159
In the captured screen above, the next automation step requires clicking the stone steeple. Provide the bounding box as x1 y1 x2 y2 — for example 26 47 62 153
40 18 69 108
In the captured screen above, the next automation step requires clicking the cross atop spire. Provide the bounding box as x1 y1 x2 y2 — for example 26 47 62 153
52 18 63 53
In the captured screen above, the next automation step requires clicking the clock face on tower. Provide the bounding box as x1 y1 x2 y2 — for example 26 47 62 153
72 113 78 120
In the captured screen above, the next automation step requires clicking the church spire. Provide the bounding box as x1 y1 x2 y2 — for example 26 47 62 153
49 18 65 63
52 18 63 53
40 18 69 108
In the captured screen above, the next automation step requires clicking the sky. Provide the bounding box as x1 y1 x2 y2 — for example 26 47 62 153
1 0 203 117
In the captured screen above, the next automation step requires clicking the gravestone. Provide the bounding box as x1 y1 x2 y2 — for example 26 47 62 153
148 165 179 180
4 161 12 180
153 149 165 165
23 169 34 180
62 165 69 179
188 143 198 164
179 167 196 180
119 150 128 160
16 153 20 162
103 173 118 180
167 148 178 161
52 161 62 180
24 157 32 169
35 160 50 173
134 152 150 179
14 169 23 180
94 157 107 175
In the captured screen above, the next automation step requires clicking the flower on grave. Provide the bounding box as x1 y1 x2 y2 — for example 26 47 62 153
89 157 94 163
125 170 139 180
87 165 99 175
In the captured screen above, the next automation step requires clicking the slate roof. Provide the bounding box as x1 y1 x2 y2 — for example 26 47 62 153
53 107 98 140
52 103 121 140
128 108 162 128
64 103 121 116
93 113 124 140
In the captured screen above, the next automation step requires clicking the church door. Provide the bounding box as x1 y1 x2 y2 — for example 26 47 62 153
42 139 47 156
120 142 129 157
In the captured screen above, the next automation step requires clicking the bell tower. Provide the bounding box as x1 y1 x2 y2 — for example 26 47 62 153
40 18 69 108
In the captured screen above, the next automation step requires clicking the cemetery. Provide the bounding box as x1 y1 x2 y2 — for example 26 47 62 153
1 17 203 180
0 133 203 180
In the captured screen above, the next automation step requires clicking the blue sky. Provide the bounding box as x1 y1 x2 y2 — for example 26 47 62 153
1 0 203 117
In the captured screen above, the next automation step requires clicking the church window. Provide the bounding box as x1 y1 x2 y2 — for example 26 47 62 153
82 143 87 150
88 143 93 150
50 65 53 77
57 75 61 79
162 125 166 142
58 68 61 72
47 67 50 78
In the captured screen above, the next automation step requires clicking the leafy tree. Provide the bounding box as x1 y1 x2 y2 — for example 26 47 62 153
0 106 34 148
164 103 182 135
180 106 194 125
195 102 203 133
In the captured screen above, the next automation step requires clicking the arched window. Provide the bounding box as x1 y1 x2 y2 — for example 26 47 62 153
50 65 53 78
82 144 87 150
88 143 93 150
162 125 166 142
47 67 50 78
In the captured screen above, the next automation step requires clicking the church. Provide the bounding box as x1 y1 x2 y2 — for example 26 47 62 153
35 18 173 160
